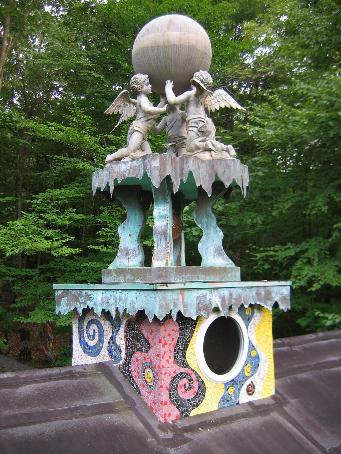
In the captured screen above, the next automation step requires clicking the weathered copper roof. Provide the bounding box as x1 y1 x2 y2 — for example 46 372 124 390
54 281 291 321
92 155 249 199
1 329 340 453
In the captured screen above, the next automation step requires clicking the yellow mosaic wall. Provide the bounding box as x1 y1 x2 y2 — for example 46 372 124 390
186 306 274 416
255 307 275 398
186 316 225 416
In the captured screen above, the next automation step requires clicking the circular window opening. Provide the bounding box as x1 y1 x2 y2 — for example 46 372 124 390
203 316 241 375
196 311 249 383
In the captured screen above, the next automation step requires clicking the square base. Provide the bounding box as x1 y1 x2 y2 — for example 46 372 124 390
73 305 274 422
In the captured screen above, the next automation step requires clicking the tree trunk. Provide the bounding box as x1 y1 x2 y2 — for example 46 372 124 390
0 0 16 91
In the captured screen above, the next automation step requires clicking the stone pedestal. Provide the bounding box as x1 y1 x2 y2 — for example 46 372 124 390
71 307 274 421
55 279 290 422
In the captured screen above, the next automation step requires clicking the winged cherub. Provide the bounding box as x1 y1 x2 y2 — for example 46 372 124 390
105 74 167 163
165 70 244 160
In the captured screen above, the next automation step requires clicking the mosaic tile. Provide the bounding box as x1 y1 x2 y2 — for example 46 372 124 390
72 305 274 422
218 306 260 408
119 313 150 395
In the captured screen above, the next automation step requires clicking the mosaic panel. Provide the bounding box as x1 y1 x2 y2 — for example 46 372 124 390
72 306 274 422
218 306 260 408
170 315 206 417
72 310 125 366
124 316 205 421
186 306 274 416
239 307 275 402
119 313 150 394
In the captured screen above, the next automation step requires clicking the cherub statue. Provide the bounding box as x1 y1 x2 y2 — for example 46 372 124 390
154 104 187 156
105 74 167 163
188 116 237 159
165 70 244 160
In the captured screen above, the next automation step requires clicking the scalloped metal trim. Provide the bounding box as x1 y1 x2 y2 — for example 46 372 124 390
55 282 290 321
92 155 249 197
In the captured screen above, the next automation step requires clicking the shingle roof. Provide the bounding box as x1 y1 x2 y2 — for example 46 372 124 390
0 330 340 454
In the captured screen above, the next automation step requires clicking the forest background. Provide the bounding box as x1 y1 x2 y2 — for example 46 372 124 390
0 0 340 364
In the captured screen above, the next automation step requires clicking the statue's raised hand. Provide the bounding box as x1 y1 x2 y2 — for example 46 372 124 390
165 80 174 89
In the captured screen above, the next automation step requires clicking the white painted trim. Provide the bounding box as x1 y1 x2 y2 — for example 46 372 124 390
195 311 249 383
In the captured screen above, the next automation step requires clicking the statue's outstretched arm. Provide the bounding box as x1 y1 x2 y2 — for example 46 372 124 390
140 97 167 115
165 80 194 105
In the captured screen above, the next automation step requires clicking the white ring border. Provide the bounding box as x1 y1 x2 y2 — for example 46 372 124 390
195 310 249 383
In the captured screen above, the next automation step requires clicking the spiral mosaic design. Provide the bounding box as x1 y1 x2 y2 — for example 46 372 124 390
170 315 206 417
119 314 150 395
78 314 104 357
74 305 272 423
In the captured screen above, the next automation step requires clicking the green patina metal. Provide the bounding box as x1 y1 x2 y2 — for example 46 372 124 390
193 187 234 267
95 157 249 271
101 266 241 283
109 186 146 268
55 155 290 322
54 281 291 321
53 281 291 291
111 171 200 201
92 155 249 199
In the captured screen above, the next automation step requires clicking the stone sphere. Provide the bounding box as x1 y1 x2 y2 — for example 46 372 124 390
132 14 212 94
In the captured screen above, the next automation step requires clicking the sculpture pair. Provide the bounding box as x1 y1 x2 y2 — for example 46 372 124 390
105 71 244 164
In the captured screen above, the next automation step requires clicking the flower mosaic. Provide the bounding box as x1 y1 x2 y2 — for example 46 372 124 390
123 315 205 421
246 381 255 396
141 361 158 390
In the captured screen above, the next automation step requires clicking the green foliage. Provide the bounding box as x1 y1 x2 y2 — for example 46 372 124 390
0 213 81 257
297 307 341 333
0 0 340 348
0 338 8 353
52 345 72 367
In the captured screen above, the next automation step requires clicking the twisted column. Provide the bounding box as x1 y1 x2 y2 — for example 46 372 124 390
193 187 234 267
109 186 145 268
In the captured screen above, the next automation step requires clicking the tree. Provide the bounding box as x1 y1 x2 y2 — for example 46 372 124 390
0 0 340 350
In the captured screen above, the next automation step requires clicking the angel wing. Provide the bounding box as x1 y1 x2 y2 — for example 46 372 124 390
104 90 136 128
205 89 245 113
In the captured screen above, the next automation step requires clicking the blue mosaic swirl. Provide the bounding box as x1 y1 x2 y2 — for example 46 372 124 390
107 313 122 364
78 314 104 357
218 307 260 408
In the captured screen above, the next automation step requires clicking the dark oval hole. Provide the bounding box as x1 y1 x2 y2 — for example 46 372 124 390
203 316 242 375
